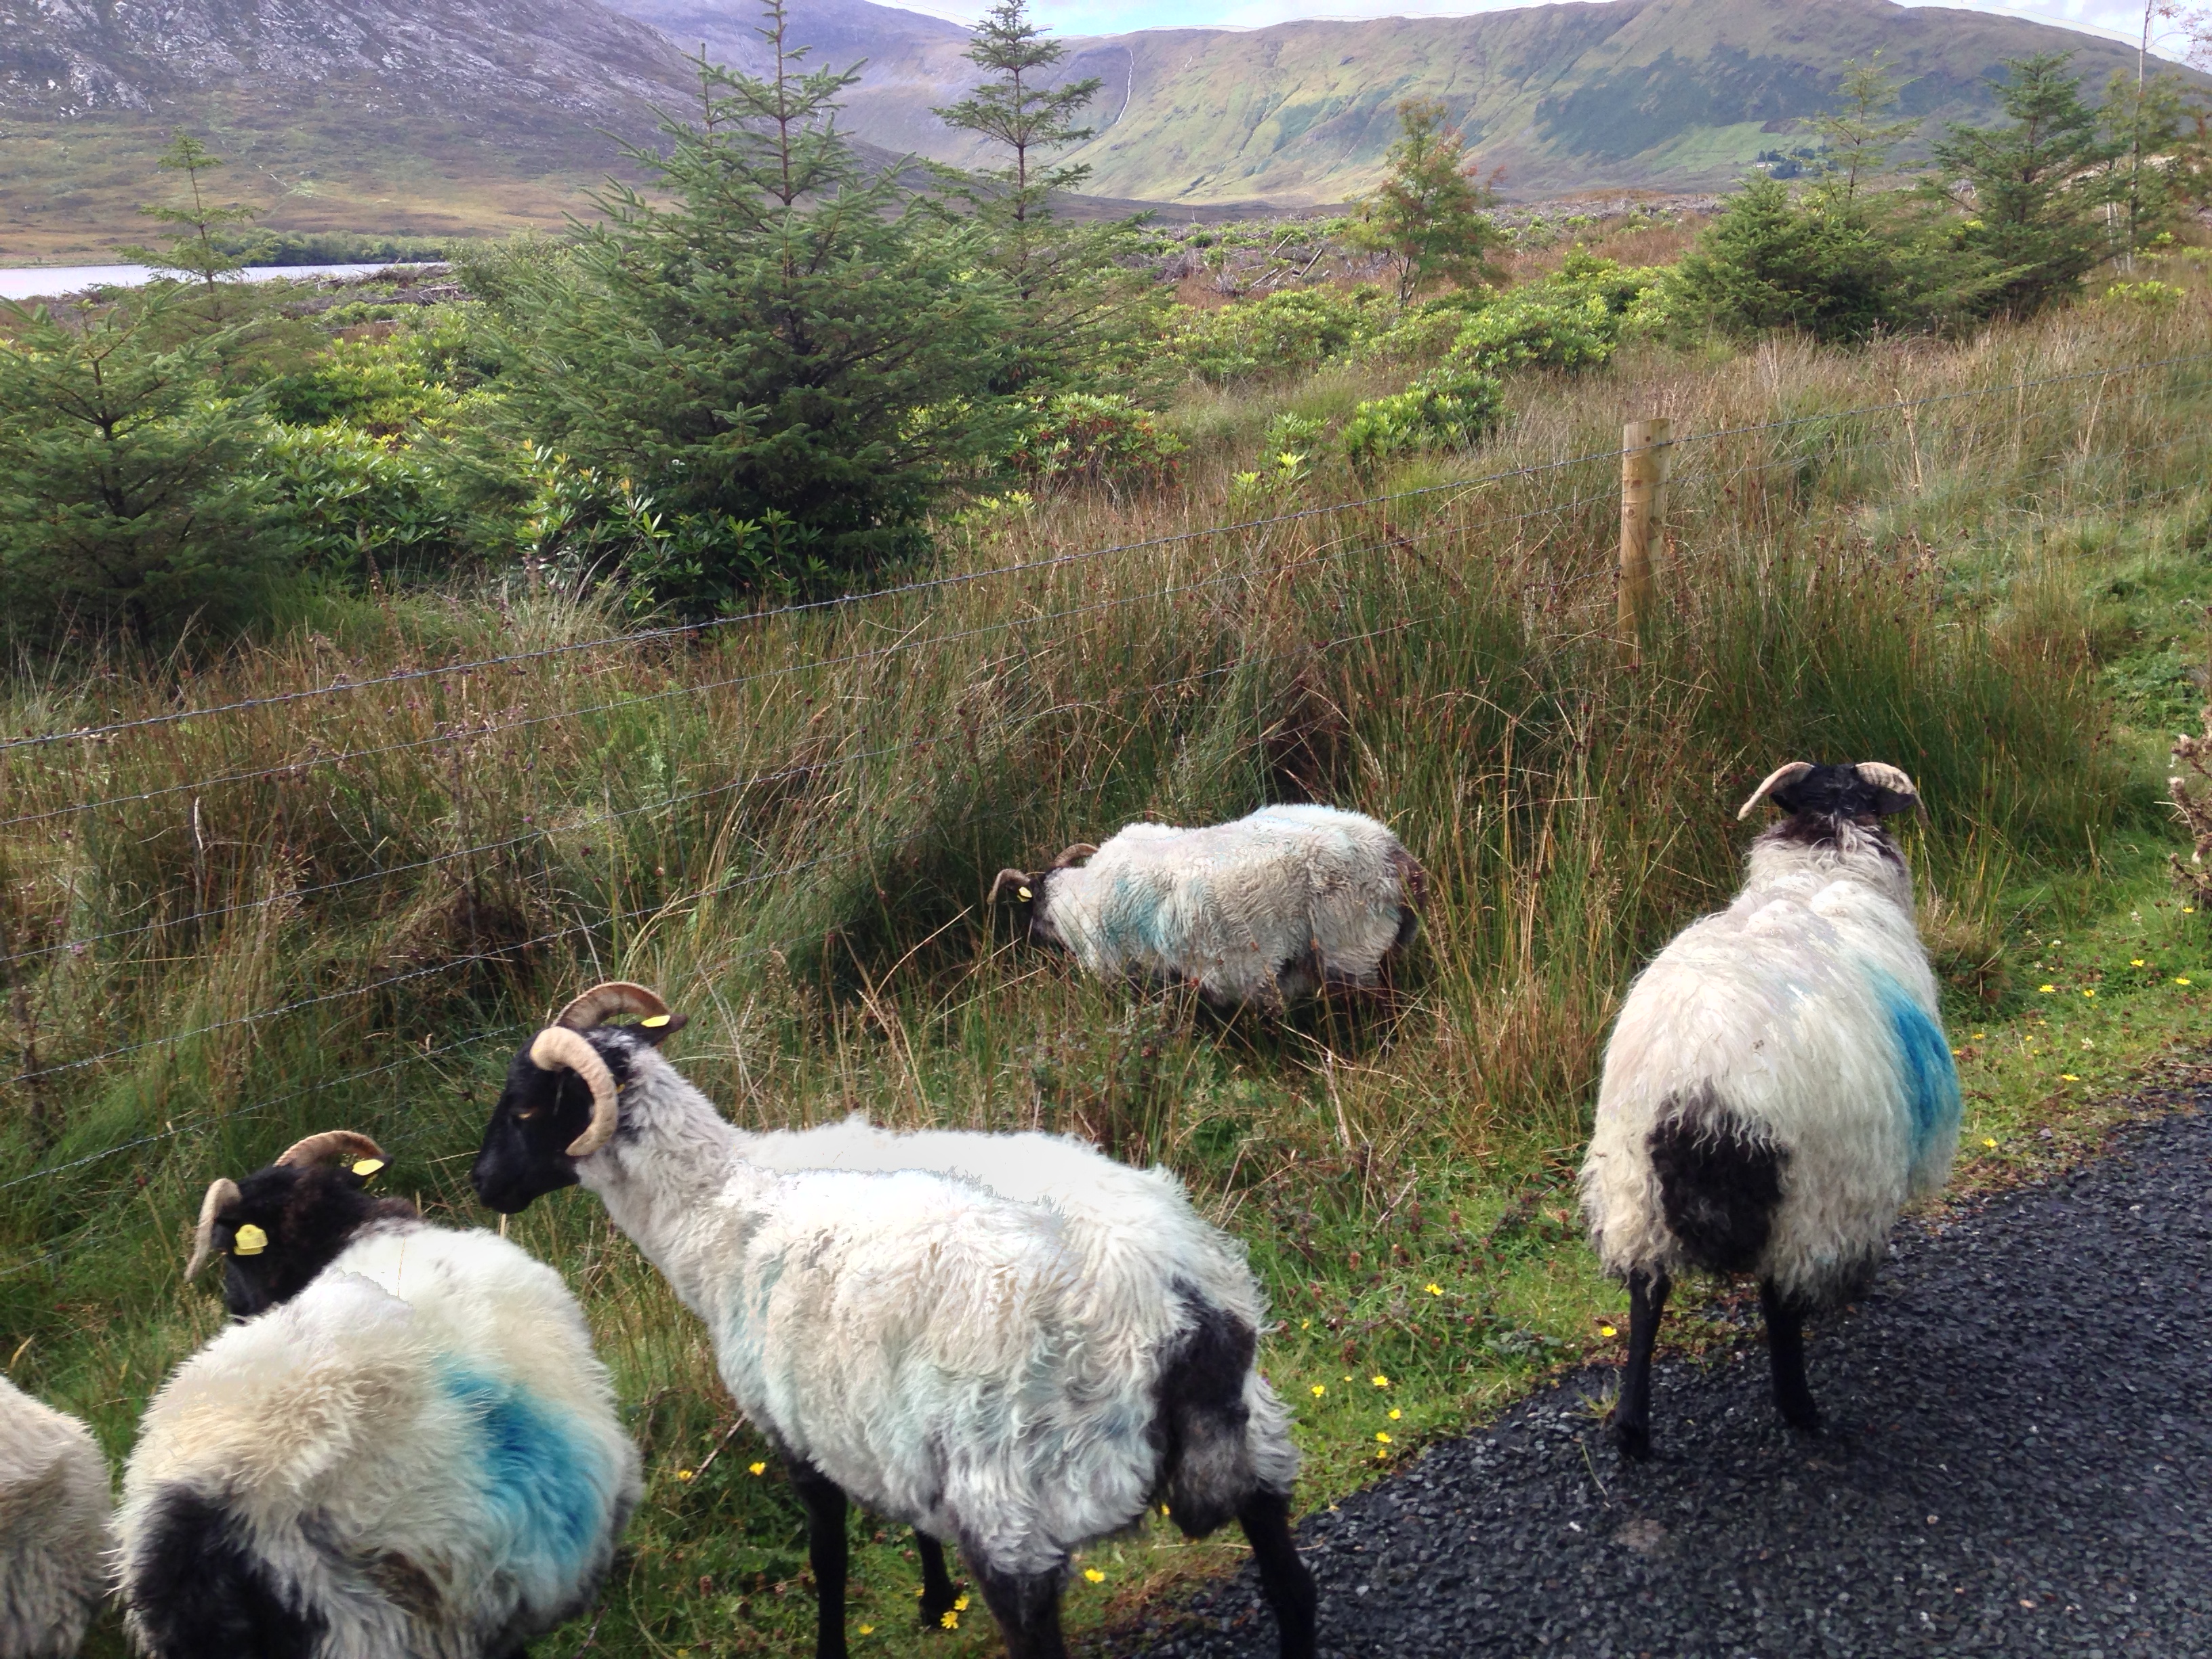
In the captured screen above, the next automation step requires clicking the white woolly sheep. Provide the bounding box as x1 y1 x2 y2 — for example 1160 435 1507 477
0 1374 110 1659
508 983 1274 1622
1579 761 1961 1459
991 803 1425 1010
470 983 1316 1659
117 1131 642 1659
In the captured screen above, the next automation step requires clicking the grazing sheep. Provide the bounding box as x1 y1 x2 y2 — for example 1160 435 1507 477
0 1374 110 1659
990 803 1425 1010
470 985 1317 1659
117 1132 641 1659
1579 762 1960 1460
521 982 1275 1624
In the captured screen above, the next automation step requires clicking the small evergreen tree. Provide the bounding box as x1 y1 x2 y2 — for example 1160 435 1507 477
1670 176 1900 341
1352 99 1506 305
2097 67 2186 265
485 1 1019 609
119 132 267 321
933 0 1103 299
0 291 283 642
1926 55 2112 316
1808 54 1919 201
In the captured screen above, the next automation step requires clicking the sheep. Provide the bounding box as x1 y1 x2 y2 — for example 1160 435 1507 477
1579 761 1960 1460
469 983 1317 1659
512 982 1276 1624
991 804 1424 1010
0 1374 110 1659
117 1130 642 1659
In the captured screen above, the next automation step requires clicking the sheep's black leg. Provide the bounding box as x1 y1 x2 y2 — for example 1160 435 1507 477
916 1533 958 1626
787 1460 850 1659
1760 1278 1822 1433
1238 1490 1317 1659
965 1553 1067 1659
1612 1268 1670 1461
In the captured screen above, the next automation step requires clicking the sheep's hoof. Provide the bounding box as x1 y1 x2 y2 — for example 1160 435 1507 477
1611 1417 1652 1462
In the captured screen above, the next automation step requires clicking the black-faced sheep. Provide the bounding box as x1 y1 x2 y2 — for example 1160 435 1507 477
0 1374 110 1659
470 985 1317 1659
117 1131 641 1659
1579 762 1960 1459
991 804 1424 1009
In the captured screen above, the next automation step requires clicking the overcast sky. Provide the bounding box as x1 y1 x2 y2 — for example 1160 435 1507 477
888 0 2187 56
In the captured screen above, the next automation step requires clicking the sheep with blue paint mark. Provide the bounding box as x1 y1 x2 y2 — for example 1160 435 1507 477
991 803 1425 1010
116 1130 640 1659
0 1374 110 1659
470 984 1317 1659
1579 761 1961 1460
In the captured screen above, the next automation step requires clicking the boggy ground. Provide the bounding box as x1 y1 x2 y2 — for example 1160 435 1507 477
1125 1099 2212 1658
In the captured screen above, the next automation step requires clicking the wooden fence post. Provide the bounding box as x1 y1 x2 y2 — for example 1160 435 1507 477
1618 417 1673 653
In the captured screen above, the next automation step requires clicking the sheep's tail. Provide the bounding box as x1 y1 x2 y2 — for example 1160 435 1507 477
1151 1284 1298 1538
122 1485 329 1657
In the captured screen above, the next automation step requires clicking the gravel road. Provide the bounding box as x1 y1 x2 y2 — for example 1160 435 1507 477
1132 1103 2211 1658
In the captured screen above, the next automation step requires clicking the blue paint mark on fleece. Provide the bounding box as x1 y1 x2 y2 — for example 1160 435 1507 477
437 1363 607 1583
1868 968 1961 1165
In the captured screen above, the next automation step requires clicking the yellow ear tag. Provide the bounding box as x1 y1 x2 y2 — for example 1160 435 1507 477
352 1158 386 1179
639 1015 670 1029
1018 886 1032 901
232 1224 268 1257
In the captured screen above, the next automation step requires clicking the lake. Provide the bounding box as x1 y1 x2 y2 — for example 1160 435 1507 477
0 262 424 302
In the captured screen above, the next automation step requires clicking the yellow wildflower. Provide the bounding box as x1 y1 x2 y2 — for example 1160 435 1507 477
675 1469 694 1482
1311 1384 1326 1397
2039 985 2055 994
1425 1284 1443 1296
859 1626 875 1637
1388 1408 1401 1420
1982 1137 1997 1149
1375 1431 1392 1444
1599 1325 1617 1338
954 1595 970 1611
748 1462 766 1477
2178 977 2194 985
2131 960 2146 968
2062 1073 2079 1082
1084 1568 1106 1584
1370 1374 1389 1389
941 1611 960 1629
2081 988 2095 998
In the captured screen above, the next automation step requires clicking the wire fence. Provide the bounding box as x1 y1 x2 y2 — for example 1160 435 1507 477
5 346 2210 1281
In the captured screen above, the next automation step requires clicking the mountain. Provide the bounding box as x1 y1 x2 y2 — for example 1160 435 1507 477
0 0 732 257
0 0 2190 258
611 0 2187 203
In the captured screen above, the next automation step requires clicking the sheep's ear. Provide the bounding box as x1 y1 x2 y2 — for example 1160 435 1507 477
1051 843 1099 869
634 1012 687 1046
1853 762 1924 818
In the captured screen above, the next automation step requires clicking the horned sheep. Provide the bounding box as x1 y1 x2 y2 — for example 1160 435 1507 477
116 1131 641 1659
991 803 1425 1009
470 983 1317 1659
0 1374 110 1659
1579 762 1961 1459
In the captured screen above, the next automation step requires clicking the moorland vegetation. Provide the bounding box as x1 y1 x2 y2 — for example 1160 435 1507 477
6 12 2212 1654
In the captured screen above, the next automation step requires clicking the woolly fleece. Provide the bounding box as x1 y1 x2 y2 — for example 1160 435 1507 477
0 1374 110 1659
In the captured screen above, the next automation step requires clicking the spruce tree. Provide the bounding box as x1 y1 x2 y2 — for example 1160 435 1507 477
1927 55 2112 315
1808 55 1919 202
1351 100 1506 305
119 132 267 322
933 0 1103 299
486 1 1019 609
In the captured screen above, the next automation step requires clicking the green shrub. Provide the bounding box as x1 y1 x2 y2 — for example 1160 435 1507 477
1450 287 1616 375
1340 365 1504 472
1160 286 1391 384
264 420 468 579
1005 392 1185 489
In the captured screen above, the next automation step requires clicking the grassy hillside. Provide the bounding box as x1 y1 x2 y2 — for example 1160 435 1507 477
5 245 2212 1654
640 0 2188 205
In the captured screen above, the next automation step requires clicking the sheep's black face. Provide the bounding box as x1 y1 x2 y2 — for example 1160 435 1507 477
996 872 1067 949
1768 764 1917 824
471 1028 651 1214
208 1165 414 1319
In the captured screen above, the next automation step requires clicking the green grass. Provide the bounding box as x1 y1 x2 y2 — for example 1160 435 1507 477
5 279 2212 1657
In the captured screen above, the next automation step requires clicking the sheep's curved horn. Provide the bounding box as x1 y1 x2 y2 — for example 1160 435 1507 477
1736 761 1816 821
553 981 668 1031
274 1130 387 1170
530 1026 621 1158
1051 844 1098 869
988 868 1031 903
1853 761 1925 815
184 1178 241 1281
